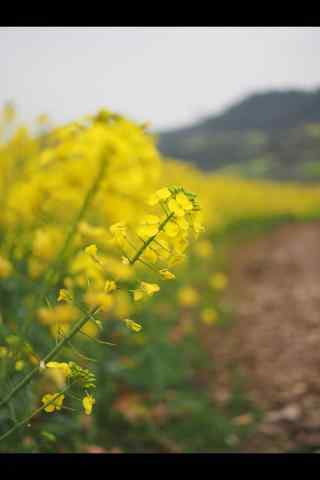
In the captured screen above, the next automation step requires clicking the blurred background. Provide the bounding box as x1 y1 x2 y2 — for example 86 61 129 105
1 27 320 453
2 27 320 180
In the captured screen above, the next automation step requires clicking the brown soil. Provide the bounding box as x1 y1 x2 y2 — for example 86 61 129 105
202 220 320 452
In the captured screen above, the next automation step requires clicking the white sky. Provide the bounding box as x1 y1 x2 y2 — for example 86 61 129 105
1 27 320 130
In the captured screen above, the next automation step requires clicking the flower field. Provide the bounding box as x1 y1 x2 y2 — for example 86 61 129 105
1 106 320 452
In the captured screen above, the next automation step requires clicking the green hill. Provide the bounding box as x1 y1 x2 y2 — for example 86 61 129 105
157 88 320 181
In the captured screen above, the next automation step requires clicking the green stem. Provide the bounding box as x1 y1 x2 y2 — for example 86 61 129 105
0 306 100 412
130 213 174 265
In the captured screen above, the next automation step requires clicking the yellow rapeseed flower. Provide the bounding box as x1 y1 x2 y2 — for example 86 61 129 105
46 361 71 378
140 281 160 296
176 192 193 211
57 288 73 303
137 215 160 239
133 289 144 302
148 187 171 206
142 247 158 264
124 319 142 332
168 198 185 217
104 280 117 293
137 224 159 239
82 393 96 415
85 244 98 257
42 393 65 413
159 269 176 280
164 222 179 238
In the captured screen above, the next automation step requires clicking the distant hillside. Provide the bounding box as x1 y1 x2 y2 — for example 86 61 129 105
157 88 320 181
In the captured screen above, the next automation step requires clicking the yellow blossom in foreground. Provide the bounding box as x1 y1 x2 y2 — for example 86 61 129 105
201 308 218 325
137 216 159 238
83 394 96 415
0 256 12 278
168 198 185 217
210 273 228 290
42 393 65 413
176 192 193 211
164 222 179 238
124 319 142 332
177 217 189 231
140 281 160 296
137 215 161 237
178 286 199 307
148 187 171 206
142 247 158 264
46 361 71 378
104 280 117 293
159 269 176 280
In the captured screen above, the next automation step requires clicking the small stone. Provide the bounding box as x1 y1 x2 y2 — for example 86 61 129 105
280 404 301 421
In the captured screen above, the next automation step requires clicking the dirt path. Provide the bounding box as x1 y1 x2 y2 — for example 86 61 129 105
202 220 320 452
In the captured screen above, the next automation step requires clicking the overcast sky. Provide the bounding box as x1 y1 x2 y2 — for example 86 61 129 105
1 27 320 130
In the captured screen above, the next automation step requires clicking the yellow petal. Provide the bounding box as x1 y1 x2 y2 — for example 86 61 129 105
124 319 142 332
140 281 160 296
159 269 176 280
85 244 97 257
143 215 160 225
156 187 171 200
164 222 179 238
168 199 185 217
83 394 96 415
104 280 117 293
176 192 193 210
142 247 158 264
148 194 159 206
